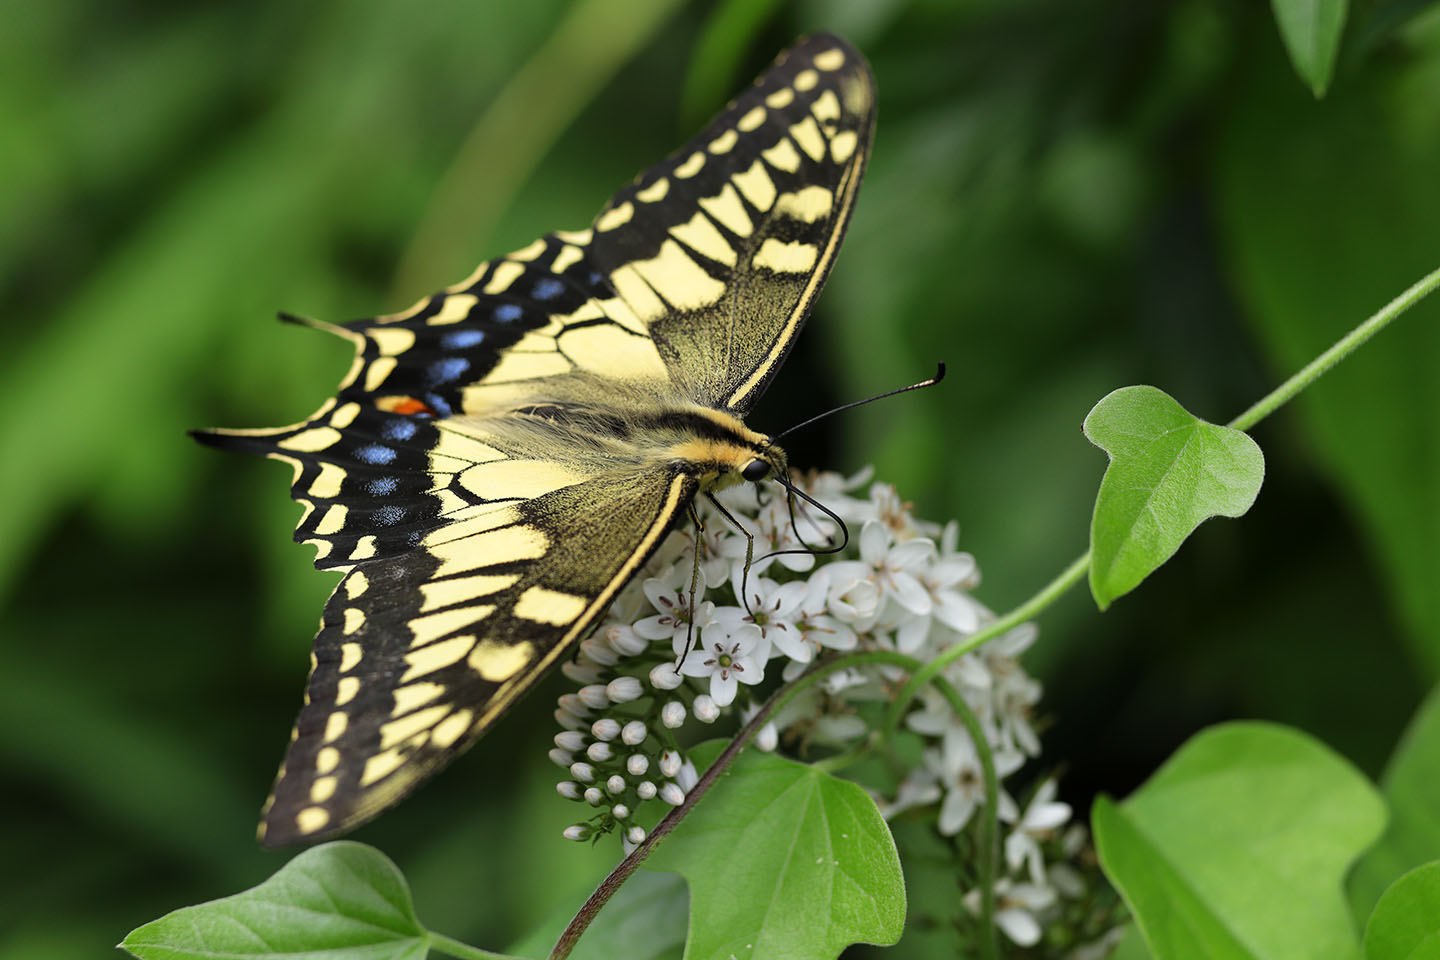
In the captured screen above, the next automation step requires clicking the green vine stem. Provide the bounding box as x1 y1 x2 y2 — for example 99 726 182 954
1227 264 1440 432
428 932 524 960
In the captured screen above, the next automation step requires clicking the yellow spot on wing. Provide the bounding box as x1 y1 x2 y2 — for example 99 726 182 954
483 351 572 383
324 712 348 742
552 244 584 274
424 504 522 546
335 676 359 705
789 116 826 161
400 633 476 682
364 356 397 391
674 151 705 178
345 572 368 600
514 586 587 626
393 681 445 714
351 535 378 560
427 293 478 325
766 87 795 109
408 606 495 648
361 748 407 787
458 459 585 502
330 402 361 429
509 238 547 261
609 265 667 323
708 129 738 153
762 139 802 173
698 184 754 237
596 202 634 231
559 324 671 380
795 68 819 91
316 746 340 774
753 238 818 273
316 504 349 537
296 807 330 833
311 777 338 803
738 106 766 131
814 48 846 70
380 704 449 750
340 641 362 671
775 185 834 223
280 427 341 453
310 462 346 499
636 178 669 202
810 90 841 126
484 262 525 294
555 228 593 245
343 606 365 634
831 130 859 163
468 638 536 681
671 211 738 266
732 160 776 211
431 709 473 748
369 327 415 357
419 572 520 612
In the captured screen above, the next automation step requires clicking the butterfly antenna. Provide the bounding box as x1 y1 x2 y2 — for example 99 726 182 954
766 363 945 446
755 475 850 567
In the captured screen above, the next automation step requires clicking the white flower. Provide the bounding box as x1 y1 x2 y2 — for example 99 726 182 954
963 878 1057 947
634 571 718 658
727 572 809 662
1005 780 1072 884
881 767 942 819
680 630 765 706
922 725 1023 835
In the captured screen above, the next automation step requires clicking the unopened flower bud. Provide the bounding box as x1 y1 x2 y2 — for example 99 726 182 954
586 741 613 762
556 781 582 800
554 708 585 730
659 750 681 778
620 720 647 745
611 803 630 820
583 787 604 805
660 782 686 806
649 662 683 691
607 676 643 703
606 774 626 794
561 660 606 684
677 759 699 792
548 748 573 768
626 754 649 776
661 701 686 728
756 722 779 752
580 635 620 666
570 761 596 783
578 684 611 710
554 731 587 752
591 718 621 741
563 824 591 841
607 625 649 657
693 695 720 723
558 693 590 718
637 780 657 800
627 825 646 844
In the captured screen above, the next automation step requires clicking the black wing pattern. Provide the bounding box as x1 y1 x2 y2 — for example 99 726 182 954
195 33 875 845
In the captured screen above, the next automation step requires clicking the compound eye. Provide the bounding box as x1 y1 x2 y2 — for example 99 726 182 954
741 459 770 482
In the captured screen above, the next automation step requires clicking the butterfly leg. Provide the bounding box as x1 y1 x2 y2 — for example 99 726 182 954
705 492 756 614
674 503 707 671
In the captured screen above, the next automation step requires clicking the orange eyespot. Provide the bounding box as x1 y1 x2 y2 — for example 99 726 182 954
379 396 436 417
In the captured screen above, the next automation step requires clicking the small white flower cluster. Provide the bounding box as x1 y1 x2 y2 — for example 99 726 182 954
553 468 1099 948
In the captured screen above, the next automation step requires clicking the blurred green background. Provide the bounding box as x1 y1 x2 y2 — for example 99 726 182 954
3 0 1439 955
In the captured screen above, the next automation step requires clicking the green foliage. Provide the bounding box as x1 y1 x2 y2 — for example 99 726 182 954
1083 386 1264 609
1363 863 1440 960
1351 688 1440 919
1093 723 1386 960
1270 0 1350 96
507 871 688 960
643 742 906 960
120 842 430 960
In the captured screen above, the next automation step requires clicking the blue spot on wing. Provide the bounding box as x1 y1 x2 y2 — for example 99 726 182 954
494 303 523 323
533 277 565 300
424 393 453 417
356 444 396 465
368 477 398 496
441 329 485 349
428 357 470 384
382 418 417 441
373 504 405 526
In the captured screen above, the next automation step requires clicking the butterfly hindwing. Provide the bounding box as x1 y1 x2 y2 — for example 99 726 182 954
584 33 875 414
261 468 698 845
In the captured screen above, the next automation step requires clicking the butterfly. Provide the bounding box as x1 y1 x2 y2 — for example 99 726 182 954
195 33 875 846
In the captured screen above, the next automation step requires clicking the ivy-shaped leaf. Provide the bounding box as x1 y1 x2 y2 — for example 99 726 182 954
1093 722 1385 960
1084 385 1264 610
1364 862 1440 960
644 742 905 960
506 870 689 960
120 842 429 960
1270 0 1349 97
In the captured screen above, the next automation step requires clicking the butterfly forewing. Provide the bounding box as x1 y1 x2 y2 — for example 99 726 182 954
196 33 875 845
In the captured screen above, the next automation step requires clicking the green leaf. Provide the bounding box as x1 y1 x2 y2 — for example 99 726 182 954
1351 688 1440 919
1364 862 1440 960
506 870 688 960
1083 385 1265 609
1270 0 1349 97
120 842 429 960
1093 722 1385 960
644 742 905 960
